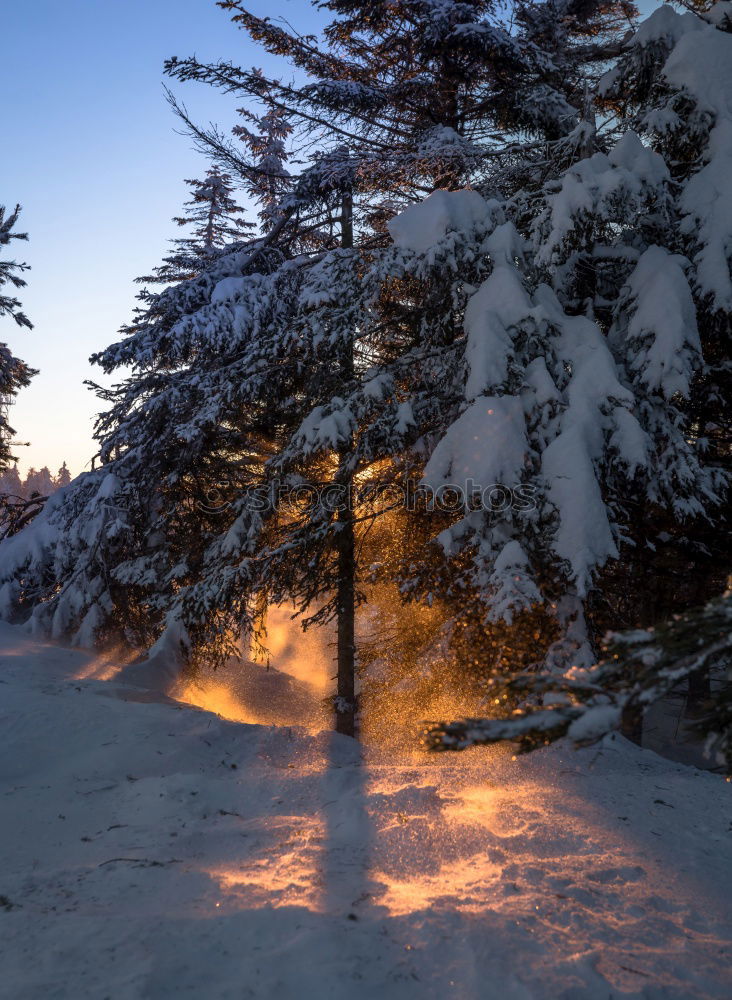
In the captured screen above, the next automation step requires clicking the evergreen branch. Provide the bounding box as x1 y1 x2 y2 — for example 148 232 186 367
427 595 732 772
164 57 400 149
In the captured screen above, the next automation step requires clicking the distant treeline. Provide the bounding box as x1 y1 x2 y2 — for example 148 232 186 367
0 462 71 499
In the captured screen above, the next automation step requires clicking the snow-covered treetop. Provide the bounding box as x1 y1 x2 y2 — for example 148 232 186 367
233 97 293 230
0 203 36 470
139 167 252 286
0 204 32 330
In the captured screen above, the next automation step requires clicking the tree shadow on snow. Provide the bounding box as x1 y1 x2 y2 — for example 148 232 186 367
316 730 383 921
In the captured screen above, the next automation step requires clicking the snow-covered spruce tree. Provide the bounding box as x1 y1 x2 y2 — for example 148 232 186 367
0 344 33 474
152 1 526 729
0 156 380 737
0 463 21 497
0 226 290 646
158 0 647 717
163 164 370 735
422 3 732 747
55 461 71 489
354 7 726 677
161 159 436 735
0 204 36 472
0 170 264 639
139 165 251 286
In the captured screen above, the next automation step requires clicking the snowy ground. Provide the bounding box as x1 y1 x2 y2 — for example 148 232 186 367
1 622 731 999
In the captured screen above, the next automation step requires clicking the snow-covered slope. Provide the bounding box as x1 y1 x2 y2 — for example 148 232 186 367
0 622 730 999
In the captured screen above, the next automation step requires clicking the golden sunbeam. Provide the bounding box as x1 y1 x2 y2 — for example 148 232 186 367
73 645 138 681
204 816 326 913
176 680 264 726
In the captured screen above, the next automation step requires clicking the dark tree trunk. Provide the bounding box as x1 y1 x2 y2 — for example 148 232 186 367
335 509 356 736
335 190 357 738
621 702 644 746
687 667 711 712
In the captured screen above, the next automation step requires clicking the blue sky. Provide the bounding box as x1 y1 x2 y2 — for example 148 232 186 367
2 0 657 476
1 0 318 475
